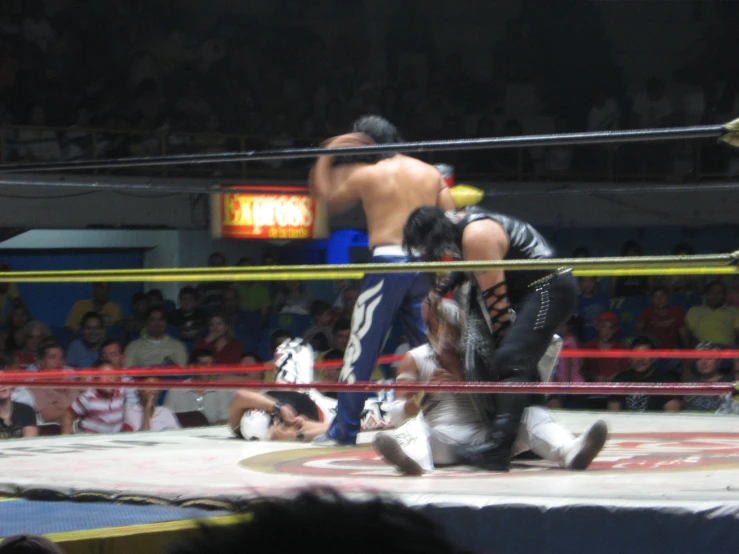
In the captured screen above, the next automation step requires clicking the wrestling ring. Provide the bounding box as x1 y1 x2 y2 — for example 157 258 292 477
0 122 738 553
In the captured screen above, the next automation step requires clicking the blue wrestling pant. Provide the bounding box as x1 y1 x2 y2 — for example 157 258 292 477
328 245 429 444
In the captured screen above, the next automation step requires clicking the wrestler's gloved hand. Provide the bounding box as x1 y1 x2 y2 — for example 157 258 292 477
434 271 466 296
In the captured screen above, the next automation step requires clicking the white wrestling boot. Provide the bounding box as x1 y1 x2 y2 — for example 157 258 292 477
372 416 434 476
373 433 424 476
521 406 608 471
560 420 609 470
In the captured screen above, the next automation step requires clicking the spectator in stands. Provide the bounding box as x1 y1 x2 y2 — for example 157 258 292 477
685 281 739 346
607 336 681 413
0 44 22 94
21 1 56 54
582 312 630 382
630 78 675 174
536 116 574 174
587 89 621 132
631 77 674 129
29 341 83 424
636 286 689 350
163 349 232 425
62 360 124 435
124 307 188 368
318 318 352 365
275 281 313 315
197 252 230 312
609 240 650 297
663 243 702 295
193 114 227 154
123 378 180 432
146 289 165 310
5 304 31 352
233 258 272 318
66 282 121 330
240 352 265 381
727 274 739 309
18 105 61 162
554 315 584 382
333 286 359 321
99 338 136 408
682 342 734 412
261 252 281 298
0 263 22 318
63 106 93 161
262 329 292 383
193 313 246 369
220 286 253 337
303 301 334 353
117 292 150 335
175 80 213 125
576 276 609 342
66 312 105 369
0 383 37 438
547 315 583 410
168 286 210 343
716 356 739 414
13 321 51 370
0 355 37 439
314 318 387 383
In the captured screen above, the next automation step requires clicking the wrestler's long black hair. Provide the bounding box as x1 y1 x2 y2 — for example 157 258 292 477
335 115 402 166
403 206 463 262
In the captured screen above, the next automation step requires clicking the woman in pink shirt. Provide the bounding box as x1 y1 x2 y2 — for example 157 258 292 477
124 378 180 432
547 316 584 410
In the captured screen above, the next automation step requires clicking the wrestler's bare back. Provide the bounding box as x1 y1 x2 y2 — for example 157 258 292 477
352 155 454 248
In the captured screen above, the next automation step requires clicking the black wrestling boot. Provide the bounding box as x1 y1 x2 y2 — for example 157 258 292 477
456 385 530 472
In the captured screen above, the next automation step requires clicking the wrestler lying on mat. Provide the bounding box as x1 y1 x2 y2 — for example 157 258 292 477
372 297 609 475
228 339 387 442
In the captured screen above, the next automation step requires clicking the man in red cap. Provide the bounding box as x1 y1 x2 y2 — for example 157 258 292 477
582 312 629 383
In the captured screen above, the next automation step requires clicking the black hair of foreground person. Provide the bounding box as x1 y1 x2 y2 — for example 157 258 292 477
170 489 476 554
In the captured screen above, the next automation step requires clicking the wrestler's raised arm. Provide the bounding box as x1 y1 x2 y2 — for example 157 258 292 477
308 133 373 214
462 219 512 335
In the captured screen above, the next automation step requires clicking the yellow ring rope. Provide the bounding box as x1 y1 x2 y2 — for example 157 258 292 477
0 252 734 283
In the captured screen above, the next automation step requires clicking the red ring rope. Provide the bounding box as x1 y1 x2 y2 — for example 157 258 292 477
0 378 735 396
561 349 739 359
0 355 401 381
0 349 736 382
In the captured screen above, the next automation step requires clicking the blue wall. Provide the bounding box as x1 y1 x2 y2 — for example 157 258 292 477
0 251 144 327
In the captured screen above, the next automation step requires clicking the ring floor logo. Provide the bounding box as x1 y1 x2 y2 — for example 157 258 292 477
238 433 739 478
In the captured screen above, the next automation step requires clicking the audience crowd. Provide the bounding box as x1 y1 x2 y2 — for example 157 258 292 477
0 1 737 179
0 239 737 440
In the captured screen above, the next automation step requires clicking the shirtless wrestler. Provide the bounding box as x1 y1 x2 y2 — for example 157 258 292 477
309 114 455 446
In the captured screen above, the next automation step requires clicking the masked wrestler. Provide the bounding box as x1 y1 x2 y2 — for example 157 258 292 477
228 338 388 441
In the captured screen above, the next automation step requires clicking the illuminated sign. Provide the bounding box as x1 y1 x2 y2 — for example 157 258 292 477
211 192 328 240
